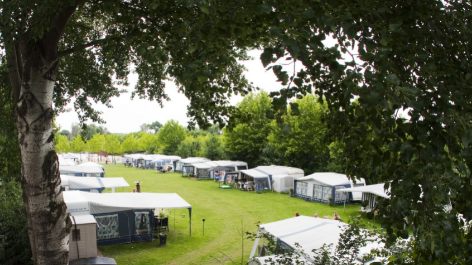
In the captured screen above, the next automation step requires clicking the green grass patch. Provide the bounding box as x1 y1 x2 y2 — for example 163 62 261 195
99 164 369 264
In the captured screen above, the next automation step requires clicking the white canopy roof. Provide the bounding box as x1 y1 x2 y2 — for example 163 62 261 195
338 183 390 199
59 165 104 174
240 169 270 178
256 165 304 176
63 191 192 214
260 216 345 256
79 162 104 169
242 165 303 179
297 172 364 186
58 156 77 166
187 162 213 169
61 175 129 190
63 153 79 159
185 160 248 169
255 216 382 263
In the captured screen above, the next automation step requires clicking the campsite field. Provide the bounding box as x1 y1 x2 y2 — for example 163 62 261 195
99 164 368 264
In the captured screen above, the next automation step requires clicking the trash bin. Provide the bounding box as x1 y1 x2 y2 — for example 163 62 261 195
159 233 167 246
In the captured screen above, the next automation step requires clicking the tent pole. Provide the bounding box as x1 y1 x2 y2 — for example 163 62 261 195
188 208 192 236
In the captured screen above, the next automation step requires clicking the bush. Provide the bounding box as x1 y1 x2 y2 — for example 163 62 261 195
0 181 32 265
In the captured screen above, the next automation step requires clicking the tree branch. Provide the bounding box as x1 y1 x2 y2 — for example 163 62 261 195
58 37 119 57
5 41 22 105
42 2 82 60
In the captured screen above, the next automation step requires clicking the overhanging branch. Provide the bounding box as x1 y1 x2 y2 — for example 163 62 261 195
58 36 122 57
5 41 22 105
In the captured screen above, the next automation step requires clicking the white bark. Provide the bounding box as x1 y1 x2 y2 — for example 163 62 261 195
14 49 71 265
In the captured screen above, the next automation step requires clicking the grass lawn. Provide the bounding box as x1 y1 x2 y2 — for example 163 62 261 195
99 164 367 264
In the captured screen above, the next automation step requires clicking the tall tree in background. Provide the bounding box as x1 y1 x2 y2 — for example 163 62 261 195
224 91 272 167
136 132 159 153
87 133 105 154
267 95 330 174
69 136 86 154
54 135 70 154
80 124 108 140
104 134 121 159
158 120 186 155
202 134 226 160
176 135 204 158
120 134 138 154
70 123 80 138
140 121 163 134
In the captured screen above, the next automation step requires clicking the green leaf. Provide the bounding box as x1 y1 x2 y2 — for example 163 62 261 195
198 76 207 84
259 3 272 13
137 46 146 56
461 133 471 147
188 46 197 53
288 45 300 59
389 20 403 31
301 9 314 19
201 6 210 15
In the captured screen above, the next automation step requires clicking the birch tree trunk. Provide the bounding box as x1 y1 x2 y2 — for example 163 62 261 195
4 5 78 265
7 43 71 265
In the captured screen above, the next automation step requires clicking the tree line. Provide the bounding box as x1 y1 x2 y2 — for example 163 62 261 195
55 91 344 174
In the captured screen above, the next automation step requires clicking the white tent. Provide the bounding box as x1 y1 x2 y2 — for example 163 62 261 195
63 191 194 245
79 162 105 170
181 160 248 179
59 155 77 166
240 166 304 193
150 155 181 170
249 216 345 263
174 157 210 172
295 172 366 204
63 191 192 215
63 191 192 241
249 216 382 264
338 183 390 212
61 175 129 193
64 153 79 160
59 165 104 177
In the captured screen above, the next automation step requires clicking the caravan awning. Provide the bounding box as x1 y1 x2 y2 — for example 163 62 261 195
258 216 345 257
337 183 390 199
63 191 194 235
64 153 79 159
60 165 104 174
61 176 129 190
100 178 130 188
240 169 269 178
297 172 359 186
63 191 192 214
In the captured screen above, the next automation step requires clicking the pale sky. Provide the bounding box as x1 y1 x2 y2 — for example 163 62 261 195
55 50 293 133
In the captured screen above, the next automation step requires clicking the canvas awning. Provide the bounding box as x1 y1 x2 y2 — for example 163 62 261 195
250 216 383 264
64 153 79 159
61 176 129 190
79 162 105 169
250 216 346 261
240 169 269 178
297 172 364 186
337 183 390 199
60 165 104 174
63 191 194 235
